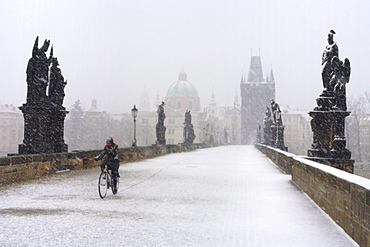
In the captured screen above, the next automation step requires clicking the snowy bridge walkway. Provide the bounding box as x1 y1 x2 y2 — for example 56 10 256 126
0 146 358 246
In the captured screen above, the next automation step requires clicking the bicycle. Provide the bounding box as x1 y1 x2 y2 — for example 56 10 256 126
97 159 119 199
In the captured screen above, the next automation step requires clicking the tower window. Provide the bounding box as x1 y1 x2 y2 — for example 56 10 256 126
169 129 175 134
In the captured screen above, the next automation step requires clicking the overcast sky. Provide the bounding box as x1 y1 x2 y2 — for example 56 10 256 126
0 0 369 113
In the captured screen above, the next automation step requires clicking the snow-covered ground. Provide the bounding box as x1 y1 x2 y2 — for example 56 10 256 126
0 146 358 246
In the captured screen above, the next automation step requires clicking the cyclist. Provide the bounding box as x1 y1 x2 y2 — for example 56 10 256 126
95 137 120 178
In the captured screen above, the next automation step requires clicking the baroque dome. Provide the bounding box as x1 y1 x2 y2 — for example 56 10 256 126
166 71 199 97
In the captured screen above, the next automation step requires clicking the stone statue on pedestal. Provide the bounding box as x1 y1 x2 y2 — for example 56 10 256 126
49 57 67 106
270 99 280 124
156 102 166 145
321 30 339 96
19 36 68 154
262 106 272 145
331 56 351 111
308 30 353 173
26 37 53 106
183 110 196 144
270 100 287 151
317 30 351 111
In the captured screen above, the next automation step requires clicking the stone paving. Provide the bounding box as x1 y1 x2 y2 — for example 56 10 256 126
0 146 358 246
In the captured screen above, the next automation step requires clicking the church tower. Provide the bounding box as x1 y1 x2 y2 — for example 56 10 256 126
139 86 151 111
208 90 218 118
240 53 275 144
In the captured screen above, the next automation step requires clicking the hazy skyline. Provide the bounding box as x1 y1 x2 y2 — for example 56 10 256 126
0 0 369 113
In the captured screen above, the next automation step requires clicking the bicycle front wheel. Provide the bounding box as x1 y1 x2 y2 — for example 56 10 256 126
98 172 108 199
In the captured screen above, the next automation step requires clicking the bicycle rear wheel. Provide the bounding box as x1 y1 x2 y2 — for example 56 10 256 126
98 172 108 198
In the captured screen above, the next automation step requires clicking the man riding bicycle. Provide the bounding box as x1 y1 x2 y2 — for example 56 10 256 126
95 137 120 178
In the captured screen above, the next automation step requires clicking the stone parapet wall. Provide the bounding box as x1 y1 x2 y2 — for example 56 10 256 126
255 143 370 247
0 143 217 186
255 144 294 174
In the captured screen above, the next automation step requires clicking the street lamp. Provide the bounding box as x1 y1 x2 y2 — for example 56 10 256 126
131 104 138 147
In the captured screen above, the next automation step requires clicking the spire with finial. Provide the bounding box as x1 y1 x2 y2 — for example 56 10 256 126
241 71 245 83
269 67 275 84
210 88 216 106
179 69 187 81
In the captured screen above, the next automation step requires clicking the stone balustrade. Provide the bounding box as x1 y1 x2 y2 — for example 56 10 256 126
255 143 370 247
0 143 217 186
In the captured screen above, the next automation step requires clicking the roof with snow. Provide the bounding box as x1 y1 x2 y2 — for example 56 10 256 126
0 105 22 119
0 105 18 113
281 105 311 121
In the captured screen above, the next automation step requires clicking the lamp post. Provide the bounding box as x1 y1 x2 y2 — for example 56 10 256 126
131 104 138 147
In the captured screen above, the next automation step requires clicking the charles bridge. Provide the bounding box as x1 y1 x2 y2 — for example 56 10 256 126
0 143 369 246
1 31 369 246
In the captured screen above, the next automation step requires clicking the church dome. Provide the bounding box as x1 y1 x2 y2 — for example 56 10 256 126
166 71 199 97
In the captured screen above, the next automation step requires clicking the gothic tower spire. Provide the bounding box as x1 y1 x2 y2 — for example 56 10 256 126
247 53 264 83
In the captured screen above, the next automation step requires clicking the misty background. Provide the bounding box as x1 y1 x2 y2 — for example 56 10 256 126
0 0 369 113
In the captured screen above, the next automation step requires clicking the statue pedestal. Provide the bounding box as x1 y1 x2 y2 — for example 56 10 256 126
308 95 353 173
268 122 288 151
19 104 68 154
306 157 354 173
262 120 272 145
270 124 277 147
49 107 68 153
156 124 166 145
275 124 288 151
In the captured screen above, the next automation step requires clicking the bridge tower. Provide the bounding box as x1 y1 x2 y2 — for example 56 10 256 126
240 54 275 144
